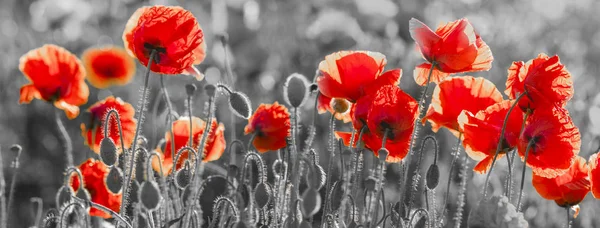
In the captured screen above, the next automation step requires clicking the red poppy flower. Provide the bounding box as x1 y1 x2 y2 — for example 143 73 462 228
423 76 503 137
80 96 137 154
153 116 226 174
458 100 524 173
532 156 590 208
517 107 580 178
19 44 89 119
505 53 573 112
316 51 402 121
123 5 206 79
71 158 122 219
409 18 493 85
589 153 600 199
244 102 291 153
82 46 136 89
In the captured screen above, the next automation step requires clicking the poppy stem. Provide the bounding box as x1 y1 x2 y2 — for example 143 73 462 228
321 113 337 225
0 145 5 228
567 207 572 228
443 132 462 220
159 75 177 173
507 111 530 200
187 92 193 148
453 152 469 228
221 34 237 144
483 91 527 199
516 139 535 211
120 49 156 220
55 108 74 167
103 110 126 156
351 126 367 201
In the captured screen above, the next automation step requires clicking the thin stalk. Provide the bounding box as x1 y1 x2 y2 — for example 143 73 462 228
566 207 571 228
443 133 462 214
159 75 177 173
453 152 469 228
516 140 535 211
6 145 22 227
120 50 156 220
320 114 337 225
187 93 194 148
221 34 237 142
351 126 367 201
483 92 527 198
507 111 530 200
0 145 5 228
55 109 73 167
104 110 126 154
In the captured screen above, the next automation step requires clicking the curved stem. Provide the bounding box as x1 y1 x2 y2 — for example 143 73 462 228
507 111 530 200
104 109 126 155
483 92 527 198
159 75 177 173
120 49 156 220
566 207 571 228
6 146 22 226
55 109 73 167
30 197 43 228
516 139 535 211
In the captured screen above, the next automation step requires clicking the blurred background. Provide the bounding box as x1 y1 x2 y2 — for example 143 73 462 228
1 0 600 227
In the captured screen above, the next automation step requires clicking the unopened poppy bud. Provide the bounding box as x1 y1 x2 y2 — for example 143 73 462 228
99 138 118 166
129 181 140 203
175 161 191 189
106 166 124 194
426 164 440 190
185 83 197 96
307 164 326 190
254 182 272 208
284 73 309 108
139 181 161 211
329 181 344 211
76 188 91 202
301 188 321 218
378 148 389 162
331 98 351 114
229 91 252 119
364 177 377 191
205 84 217 97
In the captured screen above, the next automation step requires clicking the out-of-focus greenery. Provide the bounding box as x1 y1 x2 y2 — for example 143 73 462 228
1 0 600 227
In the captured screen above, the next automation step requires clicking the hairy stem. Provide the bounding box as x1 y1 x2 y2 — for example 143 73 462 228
55 109 73 167
517 140 535 211
443 133 462 217
483 92 526 198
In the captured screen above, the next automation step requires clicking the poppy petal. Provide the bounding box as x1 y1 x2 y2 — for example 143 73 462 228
409 18 441 61
244 102 291 153
413 62 450 86
589 153 600 198
183 65 205 81
19 84 41 104
363 69 402 95
54 100 80 120
532 156 590 207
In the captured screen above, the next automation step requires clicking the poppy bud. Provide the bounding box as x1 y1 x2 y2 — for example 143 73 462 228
307 164 326 190
301 188 321 218
129 181 140 203
229 91 252 119
329 181 344 211
254 182 272 208
106 166 124 194
76 188 91 202
426 164 440 190
135 153 147 183
185 83 197 96
330 98 351 114
205 84 217 97
139 181 161 211
175 161 191 189
137 136 148 148
284 73 309 108
99 138 118 166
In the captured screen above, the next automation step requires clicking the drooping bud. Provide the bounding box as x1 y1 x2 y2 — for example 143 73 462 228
139 181 161 211
330 98 351 114
175 161 192 189
301 188 321 218
229 91 252 119
254 182 272 208
426 164 440 190
106 166 124 194
99 138 118 166
283 73 309 108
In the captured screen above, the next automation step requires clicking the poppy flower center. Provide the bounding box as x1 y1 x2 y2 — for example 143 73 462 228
144 42 167 62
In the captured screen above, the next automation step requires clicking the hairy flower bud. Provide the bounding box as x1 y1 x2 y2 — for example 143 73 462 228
229 91 252 119
284 73 309 108
99 138 118 166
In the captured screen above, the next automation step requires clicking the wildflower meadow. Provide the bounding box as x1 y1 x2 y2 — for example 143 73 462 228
1 0 600 228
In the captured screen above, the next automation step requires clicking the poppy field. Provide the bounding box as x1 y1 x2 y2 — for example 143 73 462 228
2 0 600 228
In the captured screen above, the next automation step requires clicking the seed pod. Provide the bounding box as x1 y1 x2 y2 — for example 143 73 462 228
99 138 118 166
205 84 217 97
106 166 124 194
254 182 272 208
426 164 440 190
364 177 377 191
185 83 197 96
55 186 72 208
76 188 91 202
330 98 351 114
301 188 321 218
139 181 161 211
175 161 192 189
378 148 389 162
229 91 252 119
283 73 309 108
